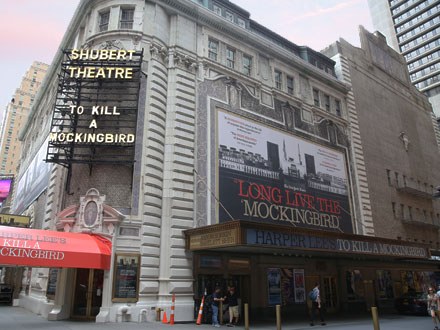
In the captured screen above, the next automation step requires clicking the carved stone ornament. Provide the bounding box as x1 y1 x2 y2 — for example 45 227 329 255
55 188 125 237
99 40 125 50
173 50 198 72
150 43 168 62
399 131 410 152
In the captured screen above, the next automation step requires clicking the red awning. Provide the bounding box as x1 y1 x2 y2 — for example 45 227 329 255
0 226 112 269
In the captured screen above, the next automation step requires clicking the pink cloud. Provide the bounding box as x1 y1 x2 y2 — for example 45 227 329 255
231 0 373 50
287 0 364 22
0 1 78 63
0 0 79 109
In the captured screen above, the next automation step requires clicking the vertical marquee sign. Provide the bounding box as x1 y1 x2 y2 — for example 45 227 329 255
46 48 143 165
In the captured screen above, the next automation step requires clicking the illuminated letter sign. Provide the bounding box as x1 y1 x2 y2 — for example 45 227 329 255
46 49 143 165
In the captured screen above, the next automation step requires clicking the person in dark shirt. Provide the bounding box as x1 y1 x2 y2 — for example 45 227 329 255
212 287 224 327
226 286 239 327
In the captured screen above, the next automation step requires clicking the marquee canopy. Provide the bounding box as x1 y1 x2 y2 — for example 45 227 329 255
0 225 112 269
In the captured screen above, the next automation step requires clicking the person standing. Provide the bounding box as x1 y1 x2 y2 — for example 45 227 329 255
436 284 440 298
309 283 326 326
212 287 225 327
226 286 239 327
427 287 440 329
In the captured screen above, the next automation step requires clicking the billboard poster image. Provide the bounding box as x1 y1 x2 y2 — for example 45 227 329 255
267 268 281 305
294 269 305 303
0 177 12 204
279 268 305 305
217 110 353 233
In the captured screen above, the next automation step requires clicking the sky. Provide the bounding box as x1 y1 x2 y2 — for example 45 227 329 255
0 0 374 120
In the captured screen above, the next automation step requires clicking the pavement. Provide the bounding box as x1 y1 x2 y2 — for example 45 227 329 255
1 305 437 330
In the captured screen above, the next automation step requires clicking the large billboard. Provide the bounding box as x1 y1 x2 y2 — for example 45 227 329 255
217 110 353 233
12 138 52 214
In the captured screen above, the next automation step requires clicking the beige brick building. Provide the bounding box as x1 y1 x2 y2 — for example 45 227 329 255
324 27 440 245
0 61 48 176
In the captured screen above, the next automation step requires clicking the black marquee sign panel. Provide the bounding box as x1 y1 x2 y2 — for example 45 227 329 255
46 48 143 166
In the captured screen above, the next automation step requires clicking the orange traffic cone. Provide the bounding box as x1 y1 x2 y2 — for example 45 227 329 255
162 310 168 324
169 294 175 325
196 295 205 325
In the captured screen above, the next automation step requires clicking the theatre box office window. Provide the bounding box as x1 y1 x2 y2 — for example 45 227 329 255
112 253 140 302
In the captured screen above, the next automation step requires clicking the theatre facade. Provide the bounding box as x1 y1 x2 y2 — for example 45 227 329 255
4 0 439 323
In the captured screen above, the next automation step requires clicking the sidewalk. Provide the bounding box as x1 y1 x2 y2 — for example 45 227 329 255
3 305 434 330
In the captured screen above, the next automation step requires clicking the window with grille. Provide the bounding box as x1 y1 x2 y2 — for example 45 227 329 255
226 11 234 22
99 10 110 32
208 39 219 61
120 8 134 29
237 17 246 28
287 76 294 95
242 54 252 76
324 94 330 111
313 88 320 106
335 99 341 116
226 48 235 69
213 4 222 16
275 70 282 90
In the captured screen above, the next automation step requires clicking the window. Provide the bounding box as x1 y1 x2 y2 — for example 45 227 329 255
335 99 341 116
119 8 134 29
226 11 234 22
237 17 246 28
313 88 320 106
275 70 282 90
226 47 235 69
392 202 396 217
208 39 219 61
99 10 110 32
242 54 252 76
324 94 330 111
287 76 294 95
213 4 222 15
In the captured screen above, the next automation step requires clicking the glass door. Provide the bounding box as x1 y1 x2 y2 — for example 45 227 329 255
322 276 338 312
72 269 104 320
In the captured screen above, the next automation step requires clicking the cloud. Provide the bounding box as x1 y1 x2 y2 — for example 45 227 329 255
2 15 63 55
231 0 373 50
0 1 79 109
288 0 364 22
0 2 77 63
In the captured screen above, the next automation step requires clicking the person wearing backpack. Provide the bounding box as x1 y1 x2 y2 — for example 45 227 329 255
309 283 326 326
